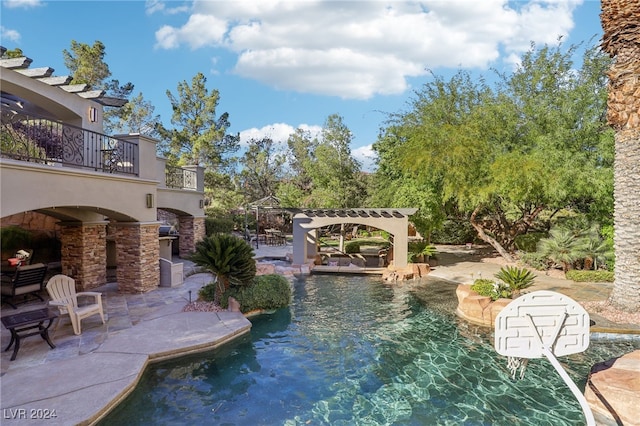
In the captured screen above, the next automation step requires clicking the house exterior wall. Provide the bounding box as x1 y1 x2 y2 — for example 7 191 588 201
2 66 103 132
1 61 206 294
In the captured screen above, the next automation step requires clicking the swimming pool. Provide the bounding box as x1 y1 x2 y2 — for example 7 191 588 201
101 274 639 425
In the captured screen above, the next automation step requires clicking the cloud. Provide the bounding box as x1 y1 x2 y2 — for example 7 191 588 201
155 0 582 98
1 26 21 42
352 144 377 173
239 122 376 171
239 122 322 149
3 0 42 8
145 0 189 15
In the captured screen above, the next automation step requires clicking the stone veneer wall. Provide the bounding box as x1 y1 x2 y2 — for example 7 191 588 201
115 223 159 293
60 223 107 291
178 216 205 258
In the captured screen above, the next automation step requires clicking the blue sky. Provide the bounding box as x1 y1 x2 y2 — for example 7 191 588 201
1 0 603 171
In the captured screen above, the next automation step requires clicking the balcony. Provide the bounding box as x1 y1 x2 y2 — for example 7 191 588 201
1 106 137 176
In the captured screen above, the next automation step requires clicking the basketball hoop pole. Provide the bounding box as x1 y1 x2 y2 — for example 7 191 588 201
525 314 596 426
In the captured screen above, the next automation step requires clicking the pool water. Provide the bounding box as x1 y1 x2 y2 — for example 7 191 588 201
102 275 639 425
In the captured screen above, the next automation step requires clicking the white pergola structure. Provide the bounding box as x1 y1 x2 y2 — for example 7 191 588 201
289 208 418 268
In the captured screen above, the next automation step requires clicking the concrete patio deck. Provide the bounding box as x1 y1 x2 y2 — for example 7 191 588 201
0 242 638 425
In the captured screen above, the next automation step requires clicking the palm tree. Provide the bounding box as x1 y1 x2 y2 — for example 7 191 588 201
190 233 256 305
601 0 640 312
576 228 612 271
538 227 581 272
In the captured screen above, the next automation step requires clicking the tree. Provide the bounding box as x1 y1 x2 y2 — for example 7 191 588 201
190 234 256 305
371 123 445 240
538 227 582 272
157 72 239 168
104 92 161 138
276 128 318 207
62 41 134 132
238 137 285 202
63 40 111 88
307 114 365 208
601 0 640 312
376 42 613 261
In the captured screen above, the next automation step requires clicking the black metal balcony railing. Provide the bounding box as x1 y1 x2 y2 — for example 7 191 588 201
0 107 137 176
165 165 197 190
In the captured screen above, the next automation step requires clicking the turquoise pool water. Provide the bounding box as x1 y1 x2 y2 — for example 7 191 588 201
102 275 639 425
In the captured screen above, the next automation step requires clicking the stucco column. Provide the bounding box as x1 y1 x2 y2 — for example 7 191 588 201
60 222 107 290
178 216 205 257
115 222 159 293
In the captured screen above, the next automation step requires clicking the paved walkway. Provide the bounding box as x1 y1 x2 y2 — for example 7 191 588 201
0 243 637 425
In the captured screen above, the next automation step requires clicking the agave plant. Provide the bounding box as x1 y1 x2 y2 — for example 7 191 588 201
190 233 256 305
494 265 536 295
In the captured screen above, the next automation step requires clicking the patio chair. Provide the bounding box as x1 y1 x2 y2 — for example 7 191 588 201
1 263 48 308
45 274 105 335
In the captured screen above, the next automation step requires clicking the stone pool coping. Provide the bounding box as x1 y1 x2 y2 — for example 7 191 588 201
0 309 251 426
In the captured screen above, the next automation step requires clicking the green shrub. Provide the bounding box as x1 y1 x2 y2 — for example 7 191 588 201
205 217 235 235
495 265 536 292
344 241 361 254
471 279 511 301
520 251 548 270
471 279 495 296
565 270 614 282
221 274 292 313
198 281 218 301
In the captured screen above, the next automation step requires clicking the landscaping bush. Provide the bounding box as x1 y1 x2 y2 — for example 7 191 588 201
190 233 256 304
470 279 495 296
220 274 292 313
198 281 218 301
205 217 235 235
495 265 536 293
344 241 361 254
565 270 614 282
519 251 549 270
471 278 511 301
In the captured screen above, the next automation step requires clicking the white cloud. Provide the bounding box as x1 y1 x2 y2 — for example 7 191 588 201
155 0 583 98
1 26 21 42
239 122 322 149
3 0 42 8
145 0 190 15
353 144 377 172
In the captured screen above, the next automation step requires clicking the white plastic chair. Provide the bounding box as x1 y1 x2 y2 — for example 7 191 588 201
46 274 105 335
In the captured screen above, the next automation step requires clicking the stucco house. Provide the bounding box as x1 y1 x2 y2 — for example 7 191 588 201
0 46 206 293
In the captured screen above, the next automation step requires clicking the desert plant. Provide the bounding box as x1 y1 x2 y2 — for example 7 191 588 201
190 233 256 305
537 227 581 272
494 265 536 294
575 228 613 270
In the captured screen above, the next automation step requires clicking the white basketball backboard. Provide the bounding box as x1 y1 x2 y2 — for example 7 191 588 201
495 290 590 359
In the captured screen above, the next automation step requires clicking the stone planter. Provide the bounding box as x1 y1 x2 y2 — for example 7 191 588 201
455 284 512 327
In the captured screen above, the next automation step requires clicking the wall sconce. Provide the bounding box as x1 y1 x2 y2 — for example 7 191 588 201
146 193 154 208
199 199 205 209
88 106 98 122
